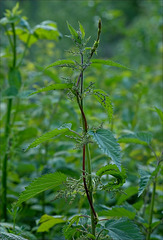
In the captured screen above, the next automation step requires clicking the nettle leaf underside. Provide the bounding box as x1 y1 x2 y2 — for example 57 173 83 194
16 172 67 206
25 123 72 151
93 89 113 122
96 164 126 190
89 129 121 170
30 83 73 95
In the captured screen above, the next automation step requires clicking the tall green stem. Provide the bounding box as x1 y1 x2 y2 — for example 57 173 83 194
1 22 16 220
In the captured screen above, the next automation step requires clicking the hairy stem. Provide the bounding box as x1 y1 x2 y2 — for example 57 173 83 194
77 53 97 237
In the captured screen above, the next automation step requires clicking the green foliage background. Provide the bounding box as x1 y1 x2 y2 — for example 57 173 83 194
0 0 162 239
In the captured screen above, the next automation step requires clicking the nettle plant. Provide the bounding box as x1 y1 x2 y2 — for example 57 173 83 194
15 21 144 240
0 2 61 222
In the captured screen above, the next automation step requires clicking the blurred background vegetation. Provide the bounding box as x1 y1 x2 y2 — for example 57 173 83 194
0 0 162 239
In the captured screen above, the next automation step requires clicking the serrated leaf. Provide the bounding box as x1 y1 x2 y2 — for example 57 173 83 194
93 89 113 122
37 214 65 232
89 129 121 170
67 21 80 43
118 131 152 146
79 22 85 39
65 215 82 232
25 123 72 151
138 169 152 197
16 172 67 206
96 164 126 190
45 59 76 70
105 218 143 240
30 83 73 95
91 59 130 69
0 232 27 240
99 206 136 219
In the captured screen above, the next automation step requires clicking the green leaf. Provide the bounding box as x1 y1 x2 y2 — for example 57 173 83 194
3 86 18 98
79 22 85 39
93 89 113 122
37 214 65 232
117 186 138 205
19 18 31 32
30 83 73 96
138 169 152 197
91 59 130 69
0 17 12 25
25 123 72 151
154 107 163 123
18 90 34 98
89 129 121 170
99 206 136 219
66 215 83 231
63 225 81 240
33 21 60 41
8 67 21 90
0 232 27 240
105 218 143 240
67 21 80 43
45 59 76 70
86 234 96 239
96 164 126 190
118 132 152 146
16 172 67 206
14 29 37 46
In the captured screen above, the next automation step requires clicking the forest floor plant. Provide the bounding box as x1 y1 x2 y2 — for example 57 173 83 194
0 1 61 232
13 21 146 240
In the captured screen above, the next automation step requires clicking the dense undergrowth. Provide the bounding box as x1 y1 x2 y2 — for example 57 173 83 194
0 2 162 240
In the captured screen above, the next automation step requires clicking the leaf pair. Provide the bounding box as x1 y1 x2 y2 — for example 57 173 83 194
67 21 85 44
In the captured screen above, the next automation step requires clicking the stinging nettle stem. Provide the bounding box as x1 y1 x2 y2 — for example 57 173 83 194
76 51 98 237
